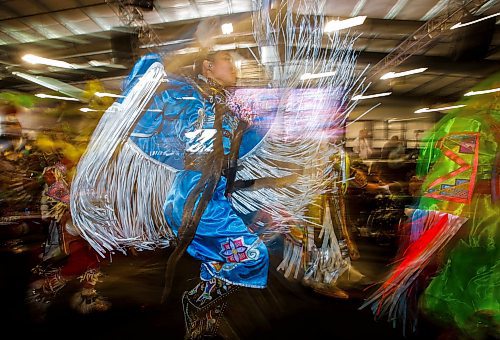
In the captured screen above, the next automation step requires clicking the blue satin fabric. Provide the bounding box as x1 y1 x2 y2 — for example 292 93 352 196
164 171 269 288
130 74 206 169
123 54 276 165
125 53 269 288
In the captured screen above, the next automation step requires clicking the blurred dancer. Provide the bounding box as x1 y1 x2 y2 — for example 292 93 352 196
363 73 499 339
26 100 111 315
277 151 370 299
166 51 269 338
95 50 269 338
0 103 45 243
28 150 110 315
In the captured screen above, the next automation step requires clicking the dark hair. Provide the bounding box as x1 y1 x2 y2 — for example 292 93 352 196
193 49 217 76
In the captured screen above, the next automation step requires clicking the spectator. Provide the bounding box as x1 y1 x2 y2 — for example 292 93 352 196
353 128 372 160
381 135 404 160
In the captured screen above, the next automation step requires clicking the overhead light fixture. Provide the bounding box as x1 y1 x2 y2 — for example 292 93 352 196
300 71 336 81
324 16 366 33
213 43 237 51
352 92 392 100
380 67 428 80
12 71 85 99
450 12 500 29
221 23 233 35
35 93 80 101
414 104 466 113
79 108 99 112
95 92 124 98
388 117 427 123
22 54 76 69
464 87 500 96
88 60 126 69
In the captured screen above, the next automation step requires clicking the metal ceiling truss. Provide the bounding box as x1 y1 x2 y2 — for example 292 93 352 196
368 0 492 80
106 0 162 51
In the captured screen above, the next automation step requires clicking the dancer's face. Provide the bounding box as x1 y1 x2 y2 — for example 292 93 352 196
206 51 237 87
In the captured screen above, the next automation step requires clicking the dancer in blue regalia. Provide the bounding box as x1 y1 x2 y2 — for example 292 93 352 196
124 50 269 338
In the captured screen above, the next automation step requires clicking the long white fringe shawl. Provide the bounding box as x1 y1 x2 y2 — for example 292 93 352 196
232 0 368 230
360 210 466 333
70 62 174 257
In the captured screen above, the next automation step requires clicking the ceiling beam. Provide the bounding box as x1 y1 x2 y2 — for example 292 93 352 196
367 0 494 79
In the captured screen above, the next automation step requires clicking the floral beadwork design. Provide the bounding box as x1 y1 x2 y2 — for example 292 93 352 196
220 237 249 263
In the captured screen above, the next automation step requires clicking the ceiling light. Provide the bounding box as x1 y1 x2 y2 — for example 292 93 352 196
352 92 392 100
300 71 336 80
213 43 237 51
388 117 427 123
380 67 427 80
12 71 85 99
35 93 80 101
95 92 124 98
88 60 126 69
221 23 233 35
414 104 466 113
22 54 76 69
79 108 98 112
464 87 500 96
324 16 366 33
450 12 500 29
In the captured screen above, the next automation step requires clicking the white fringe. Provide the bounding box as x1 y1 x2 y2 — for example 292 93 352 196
233 0 367 228
70 62 173 257
303 204 350 284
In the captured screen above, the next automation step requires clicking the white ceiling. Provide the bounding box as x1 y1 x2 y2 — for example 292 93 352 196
0 0 497 44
